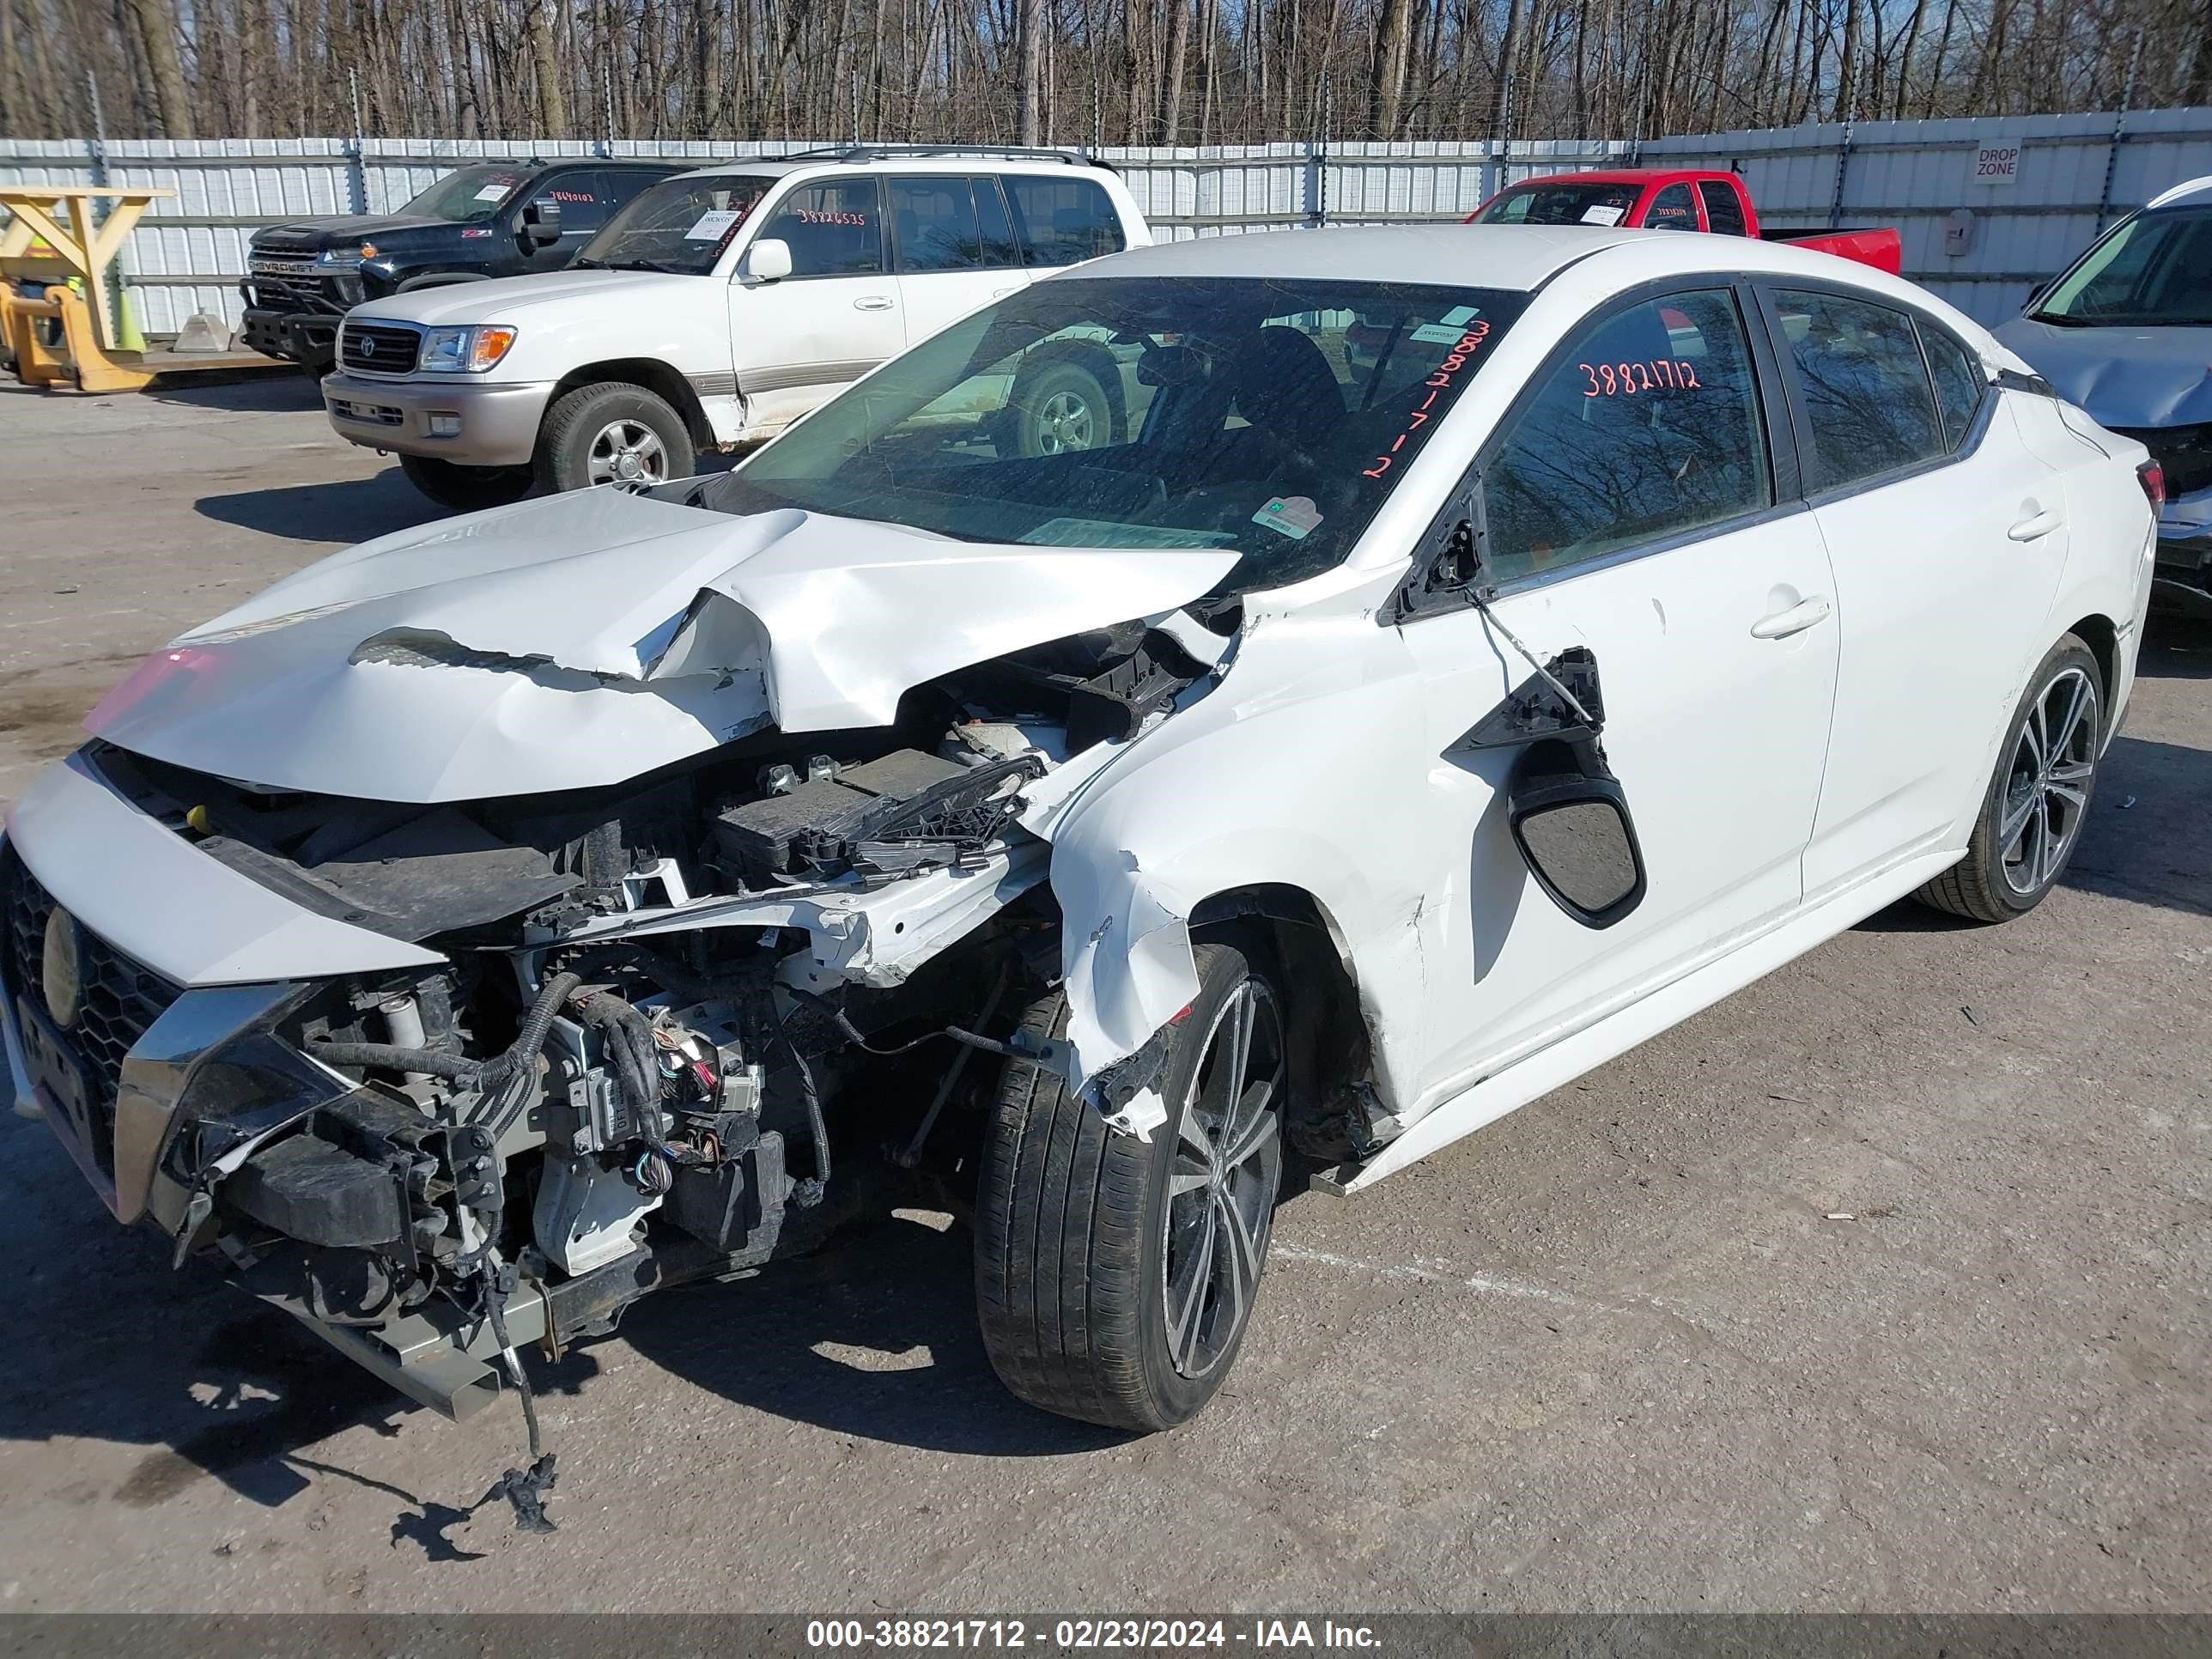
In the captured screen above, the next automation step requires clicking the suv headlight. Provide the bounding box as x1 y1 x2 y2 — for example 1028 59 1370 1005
419 324 519 374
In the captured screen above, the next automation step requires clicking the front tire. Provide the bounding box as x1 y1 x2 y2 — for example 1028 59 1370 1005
1916 634 2103 922
536 381 696 494
975 942 1285 1431
398 453 536 512
1010 360 1113 458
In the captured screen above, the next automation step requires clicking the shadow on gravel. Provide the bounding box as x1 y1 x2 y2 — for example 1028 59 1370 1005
144 373 325 416
616 1210 1131 1460
193 465 444 544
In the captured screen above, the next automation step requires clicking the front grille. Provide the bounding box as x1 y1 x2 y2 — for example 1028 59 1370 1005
2 846 183 1175
246 257 337 313
342 321 421 375
2112 423 2212 500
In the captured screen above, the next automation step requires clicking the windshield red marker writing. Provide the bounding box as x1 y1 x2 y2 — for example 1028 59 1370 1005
1364 321 1489 481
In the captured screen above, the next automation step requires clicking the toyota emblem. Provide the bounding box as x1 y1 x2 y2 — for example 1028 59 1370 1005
40 907 83 1030
359 337 378 356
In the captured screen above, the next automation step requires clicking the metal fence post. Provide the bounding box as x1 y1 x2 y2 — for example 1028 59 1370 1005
2094 32 2146 234
83 72 108 187
346 68 368 214
1827 120 1853 228
1309 70 1332 228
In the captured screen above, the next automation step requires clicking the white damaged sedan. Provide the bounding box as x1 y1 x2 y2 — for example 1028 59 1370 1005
2 228 2158 1468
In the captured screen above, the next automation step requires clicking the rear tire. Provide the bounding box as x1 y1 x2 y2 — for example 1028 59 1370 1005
975 941 1285 1431
1915 633 2103 923
536 381 696 494
398 453 536 512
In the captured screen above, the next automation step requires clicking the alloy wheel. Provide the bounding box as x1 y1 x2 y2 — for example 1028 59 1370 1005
1034 390 1097 454
1998 665 2098 896
1162 978 1284 1380
586 418 669 486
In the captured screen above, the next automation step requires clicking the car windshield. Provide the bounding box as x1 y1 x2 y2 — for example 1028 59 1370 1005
2033 206 2212 326
576 173 780 275
690 275 1527 594
1477 180 1642 228
400 165 529 223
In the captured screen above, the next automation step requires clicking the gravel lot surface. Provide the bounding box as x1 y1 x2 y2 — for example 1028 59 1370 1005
0 377 2204 1613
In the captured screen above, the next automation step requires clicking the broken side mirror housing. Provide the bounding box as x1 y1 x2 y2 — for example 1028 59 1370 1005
1393 476 1494 621
1508 736 1648 929
739 239 793 284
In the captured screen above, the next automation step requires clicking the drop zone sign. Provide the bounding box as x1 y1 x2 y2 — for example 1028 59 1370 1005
1972 144 2022 185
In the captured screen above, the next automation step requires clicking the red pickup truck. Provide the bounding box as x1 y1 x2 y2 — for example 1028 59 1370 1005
1468 167 1902 275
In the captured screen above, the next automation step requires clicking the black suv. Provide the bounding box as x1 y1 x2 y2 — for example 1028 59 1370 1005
240 160 681 375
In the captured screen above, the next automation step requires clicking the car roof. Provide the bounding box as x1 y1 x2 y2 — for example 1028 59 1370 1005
669 152 1109 184
1499 169 1714 188
1048 223 1907 293
2144 174 2212 211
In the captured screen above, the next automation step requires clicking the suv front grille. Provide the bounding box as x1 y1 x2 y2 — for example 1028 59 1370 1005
2 846 183 1176
2112 424 2212 500
342 321 422 375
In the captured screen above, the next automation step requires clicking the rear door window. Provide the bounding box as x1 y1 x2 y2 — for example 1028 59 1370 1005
890 177 984 272
1771 288 1946 489
542 172 611 235
974 177 1023 268
1003 175 1127 267
1646 184 1700 232
760 179 884 277
1483 289 1772 583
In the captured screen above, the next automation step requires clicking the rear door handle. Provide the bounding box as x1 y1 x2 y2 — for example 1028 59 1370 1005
2008 507 2062 541
854 295 894 312
1750 595 1832 640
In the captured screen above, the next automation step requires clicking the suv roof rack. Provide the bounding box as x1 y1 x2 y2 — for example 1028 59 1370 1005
778 143 1115 172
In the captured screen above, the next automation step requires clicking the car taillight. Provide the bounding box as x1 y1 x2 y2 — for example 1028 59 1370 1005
2137 459 2166 507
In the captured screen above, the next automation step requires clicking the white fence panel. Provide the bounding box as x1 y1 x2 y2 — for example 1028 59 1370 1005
2 111 2207 334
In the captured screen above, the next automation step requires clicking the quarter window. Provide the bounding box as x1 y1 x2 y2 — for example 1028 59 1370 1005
1918 323 1988 451
1698 181 1747 235
1002 175 1126 267
1483 289 1771 584
759 180 884 278
890 177 984 272
1771 288 1945 489
1646 185 1699 231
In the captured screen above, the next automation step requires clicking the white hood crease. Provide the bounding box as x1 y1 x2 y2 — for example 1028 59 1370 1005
84 489 1238 804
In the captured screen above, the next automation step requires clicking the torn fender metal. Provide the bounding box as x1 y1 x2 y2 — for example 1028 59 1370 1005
1042 595 1437 1108
85 489 1237 803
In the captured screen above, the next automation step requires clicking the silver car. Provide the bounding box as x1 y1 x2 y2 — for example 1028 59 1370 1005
1996 174 2212 613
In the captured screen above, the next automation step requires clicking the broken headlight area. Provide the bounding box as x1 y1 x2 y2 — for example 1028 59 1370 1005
51 611 1229 1522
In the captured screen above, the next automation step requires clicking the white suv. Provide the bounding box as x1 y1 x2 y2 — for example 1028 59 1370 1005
319 146 1152 508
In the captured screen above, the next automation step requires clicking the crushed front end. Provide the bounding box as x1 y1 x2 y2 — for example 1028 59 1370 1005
0 604 1229 1436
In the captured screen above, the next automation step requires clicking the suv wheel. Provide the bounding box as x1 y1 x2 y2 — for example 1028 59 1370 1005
976 941 1285 1431
398 453 536 512
537 382 696 493
1916 633 2103 922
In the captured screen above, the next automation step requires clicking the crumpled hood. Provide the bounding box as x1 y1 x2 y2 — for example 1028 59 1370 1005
83 489 1237 803
360 268 695 328
1993 317 2212 428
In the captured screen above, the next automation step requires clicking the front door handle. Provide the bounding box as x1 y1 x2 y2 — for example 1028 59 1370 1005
854 295 895 312
2008 507 2062 542
1750 595 1832 640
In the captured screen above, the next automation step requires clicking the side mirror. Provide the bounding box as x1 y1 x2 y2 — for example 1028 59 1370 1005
1508 737 1647 928
521 198 562 248
738 238 793 283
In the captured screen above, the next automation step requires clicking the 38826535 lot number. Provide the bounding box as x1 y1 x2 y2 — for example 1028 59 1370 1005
805 1620 1232 1649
